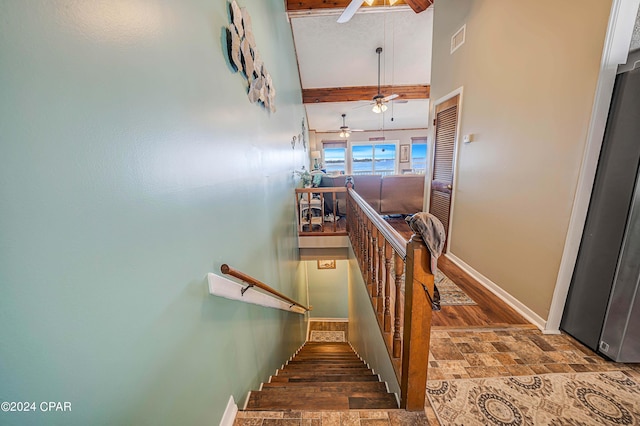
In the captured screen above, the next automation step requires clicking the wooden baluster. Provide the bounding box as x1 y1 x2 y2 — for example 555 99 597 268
357 210 362 269
384 243 394 336
332 189 338 232
358 211 364 272
393 251 405 358
296 192 301 232
348 196 352 233
360 215 366 272
319 192 325 232
363 220 378 296
400 234 433 411
370 226 378 306
376 231 384 319
372 229 381 315
382 240 391 333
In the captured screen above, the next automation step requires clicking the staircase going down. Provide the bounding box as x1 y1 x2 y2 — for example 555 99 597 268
245 342 399 410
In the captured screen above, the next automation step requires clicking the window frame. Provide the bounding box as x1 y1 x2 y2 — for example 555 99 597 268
348 140 400 176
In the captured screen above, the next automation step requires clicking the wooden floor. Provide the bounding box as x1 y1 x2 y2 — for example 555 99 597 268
299 216 347 236
385 217 532 329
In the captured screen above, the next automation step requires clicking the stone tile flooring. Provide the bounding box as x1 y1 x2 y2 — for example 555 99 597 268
426 327 639 381
423 327 640 425
234 410 427 425
235 327 640 425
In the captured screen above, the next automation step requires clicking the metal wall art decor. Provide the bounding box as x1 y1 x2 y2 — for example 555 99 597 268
300 118 307 150
225 0 276 113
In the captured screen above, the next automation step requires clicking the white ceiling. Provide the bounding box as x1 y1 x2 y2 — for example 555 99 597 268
289 6 434 133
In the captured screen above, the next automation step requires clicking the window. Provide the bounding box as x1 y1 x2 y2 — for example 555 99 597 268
411 137 428 174
322 141 347 174
351 143 397 176
411 143 427 174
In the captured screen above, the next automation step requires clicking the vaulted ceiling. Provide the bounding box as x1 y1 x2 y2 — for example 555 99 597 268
286 0 434 134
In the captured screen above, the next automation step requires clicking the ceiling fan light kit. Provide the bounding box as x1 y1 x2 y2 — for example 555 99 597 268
372 100 387 114
338 113 364 137
339 113 351 138
370 47 396 114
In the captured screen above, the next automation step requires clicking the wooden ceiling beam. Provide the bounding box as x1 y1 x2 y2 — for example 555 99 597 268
403 0 433 13
287 0 407 12
286 0 433 14
303 85 430 104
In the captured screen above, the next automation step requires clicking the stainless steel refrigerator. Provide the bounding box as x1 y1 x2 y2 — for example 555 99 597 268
561 50 640 363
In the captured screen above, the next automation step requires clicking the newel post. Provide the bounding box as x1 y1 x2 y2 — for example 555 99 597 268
400 233 434 411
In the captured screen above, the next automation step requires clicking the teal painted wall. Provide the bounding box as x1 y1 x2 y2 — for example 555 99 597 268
306 260 348 318
0 1 307 425
347 248 401 398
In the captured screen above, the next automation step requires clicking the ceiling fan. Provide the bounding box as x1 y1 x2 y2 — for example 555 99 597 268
338 113 364 138
337 0 432 24
358 47 407 114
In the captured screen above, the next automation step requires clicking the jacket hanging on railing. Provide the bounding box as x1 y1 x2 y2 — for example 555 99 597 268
405 212 446 311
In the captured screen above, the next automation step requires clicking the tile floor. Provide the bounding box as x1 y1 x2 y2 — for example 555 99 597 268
423 327 640 425
235 327 640 425
426 327 639 380
234 410 427 426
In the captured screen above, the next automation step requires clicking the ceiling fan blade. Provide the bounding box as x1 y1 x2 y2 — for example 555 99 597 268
391 99 408 104
383 93 399 102
337 0 364 23
353 102 374 109
351 129 365 132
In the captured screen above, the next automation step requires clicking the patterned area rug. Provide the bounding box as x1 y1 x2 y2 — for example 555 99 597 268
309 330 346 342
427 371 640 425
436 270 476 306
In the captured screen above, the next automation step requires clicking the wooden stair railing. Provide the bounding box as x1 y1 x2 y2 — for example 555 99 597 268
346 187 434 411
296 187 347 235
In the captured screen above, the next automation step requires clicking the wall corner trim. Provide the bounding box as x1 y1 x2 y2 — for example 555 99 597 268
545 0 640 332
445 253 547 330
219 395 238 426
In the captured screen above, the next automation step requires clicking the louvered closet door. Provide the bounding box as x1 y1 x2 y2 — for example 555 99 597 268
429 95 459 249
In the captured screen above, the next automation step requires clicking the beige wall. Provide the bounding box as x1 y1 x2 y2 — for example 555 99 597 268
430 0 611 320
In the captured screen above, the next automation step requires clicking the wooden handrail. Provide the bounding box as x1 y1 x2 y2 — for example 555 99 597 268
348 188 406 259
346 188 433 411
295 187 347 194
220 264 311 312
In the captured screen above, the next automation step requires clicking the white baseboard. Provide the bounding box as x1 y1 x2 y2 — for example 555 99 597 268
308 317 349 322
445 253 547 331
219 395 238 426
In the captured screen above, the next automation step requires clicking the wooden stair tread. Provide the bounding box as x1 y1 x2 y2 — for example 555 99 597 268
284 362 366 367
276 369 372 376
246 393 398 411
258 389 391 398
269 374 381 382
261 382 388 392
244 341 398 411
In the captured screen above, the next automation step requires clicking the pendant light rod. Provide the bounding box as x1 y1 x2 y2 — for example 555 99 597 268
376 47 382 96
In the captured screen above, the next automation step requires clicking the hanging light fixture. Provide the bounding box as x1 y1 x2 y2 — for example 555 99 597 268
339 113 351 138
372 99 387 114
372 47 387 114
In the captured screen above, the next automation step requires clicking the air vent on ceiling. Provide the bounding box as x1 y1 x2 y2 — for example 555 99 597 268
451 24 466 54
